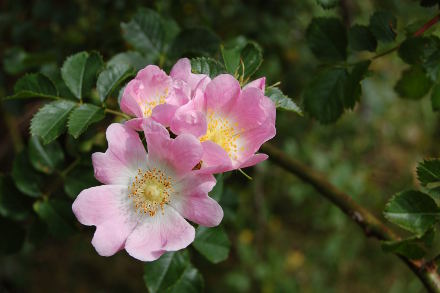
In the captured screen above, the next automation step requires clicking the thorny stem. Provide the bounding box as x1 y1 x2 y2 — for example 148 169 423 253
357 13 440 64
261 143 440 293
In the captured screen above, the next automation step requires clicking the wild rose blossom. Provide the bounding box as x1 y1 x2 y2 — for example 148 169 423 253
72 121 223 261
170 74 276 173
121 59 209 129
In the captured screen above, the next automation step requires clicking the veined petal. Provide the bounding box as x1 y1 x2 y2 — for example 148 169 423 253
170 103 207 137
72 185 136 257
92 123 147 185
204 74 241 113
244 77 266 92
124 206 195 261
200 141 232 174
151 104 178 127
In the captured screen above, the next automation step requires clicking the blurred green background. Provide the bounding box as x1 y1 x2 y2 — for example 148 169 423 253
1 0 439 292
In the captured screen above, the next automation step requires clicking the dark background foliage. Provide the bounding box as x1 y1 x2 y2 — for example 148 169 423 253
1 0 440 292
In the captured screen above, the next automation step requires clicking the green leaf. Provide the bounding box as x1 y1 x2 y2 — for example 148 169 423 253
266 87 302 114
303 67 348 123
121 8 165 60
4 73 58 100
144 251 190 293
398 36 439 65
210 174 224 202
170 27 221 58
381 229 434 259
306 17 347 62
241 41 263 79
424 50 440 81
395 66 433 100
420 0 440 7
348 25 377 52
64 165 98 199
0 175 30 221
61 51 103 100
190 57 226 79
28 136 64 174
432 84 440 111
11 151 43 198
30 100 77 144
108 51 152 72
384 190 440 236
193 226 230 264
67 104 105 139
369 11 397 43
33 199 75 239
316 0 339 9
343 60 371 109
221 45 242 74
417 159 440 197
0 217 25 255
97 63 135 102
166 267 203 293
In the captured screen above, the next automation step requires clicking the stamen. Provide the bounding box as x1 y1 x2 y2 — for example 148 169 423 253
128 168 174 216
141 88 169 117
199 111 243 161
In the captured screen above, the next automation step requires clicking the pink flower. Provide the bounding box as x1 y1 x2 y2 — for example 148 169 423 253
121 59 209 130
72 121 223 261
170 74 276 173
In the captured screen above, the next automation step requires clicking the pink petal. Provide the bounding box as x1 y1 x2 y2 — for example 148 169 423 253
204 74 241 113
170 58 211 93
92 123 147 185
166 79 191 106
240 121 276 161
171 192 223 227
239 153 268 169
143 119 172 165
200 141 232 174
124 206 195 261
170 103 207 137
120 79 144 118
121 65 172 118
244 77 266 92
228 87 270 131
72 185 136 257
144 120 203 175
169 134 203 175
125 118 145 131
151 104 178 127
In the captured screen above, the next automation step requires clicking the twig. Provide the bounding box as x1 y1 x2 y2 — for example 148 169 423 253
261 142 440 293
104 108 131 120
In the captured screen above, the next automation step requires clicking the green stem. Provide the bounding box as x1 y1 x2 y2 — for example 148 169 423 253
104 108 131 119
261 143 440 293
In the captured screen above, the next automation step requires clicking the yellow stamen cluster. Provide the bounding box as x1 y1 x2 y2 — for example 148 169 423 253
128 168 174 216
199 111 243 161
142 88 169 117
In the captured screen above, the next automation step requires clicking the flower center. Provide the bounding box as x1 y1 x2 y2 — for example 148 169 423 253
199 111 243 161
128 168 174 216
142 88 169 117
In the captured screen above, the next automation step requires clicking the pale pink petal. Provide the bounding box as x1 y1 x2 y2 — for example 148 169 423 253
204 74 241 113
143 119 172 165
124 206 195 261
92 123 147 185
170 58 210 93
239 153 268 169
200 141 232 174
124 118 145 131
170 103 207 137
72 185 136 257
240 121 276 162
166 79 191 106
121 65 172 118
169 134 203 174
171 192 223 227
120 79 144 117
244 77 266 92
151 104 178 127
227 87 269 131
